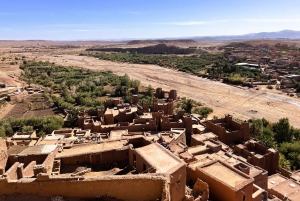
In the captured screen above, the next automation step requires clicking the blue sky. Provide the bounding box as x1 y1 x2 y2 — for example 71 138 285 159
1 0 300 40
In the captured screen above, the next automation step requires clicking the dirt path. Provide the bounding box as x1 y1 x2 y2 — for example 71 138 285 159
0 103 15 119
24 53 300 128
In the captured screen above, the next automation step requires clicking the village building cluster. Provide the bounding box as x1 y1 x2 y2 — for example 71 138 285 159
223 43 300 92
0 87 299 201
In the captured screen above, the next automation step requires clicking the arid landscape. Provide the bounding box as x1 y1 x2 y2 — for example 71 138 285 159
12 48 299 128
1 40 300 127
1 39 300 201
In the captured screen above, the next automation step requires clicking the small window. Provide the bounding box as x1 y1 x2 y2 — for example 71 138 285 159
133 154 136 161
242 195 245 201
143 163 147 172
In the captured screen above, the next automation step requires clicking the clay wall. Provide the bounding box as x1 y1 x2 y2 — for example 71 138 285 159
22 161 36 178
0 138 7 172
0 175 165 201
42 151 55 174
187 166 235 201
225 130 240 144
279 167 292 178
253 169 268 190
264 151 279 174
60 148 129 168
251 156 265 170
229 120 241 131
168 164 186 201
104 113 114 124
4 162 20 180
129 149 156 173
171 131 186 145
7 93 21 101
7 154 48 168
161 122 185 132
169 90 177 100
127 137 152 148
205 121 225 139
89 119 157 133
235 183 254 201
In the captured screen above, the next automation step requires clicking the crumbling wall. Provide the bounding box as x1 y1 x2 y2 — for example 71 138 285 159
187 166 235 201
23 161 36 178
192 178 209 201
0 175 165 201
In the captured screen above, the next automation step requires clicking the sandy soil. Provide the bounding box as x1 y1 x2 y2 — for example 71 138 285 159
21 52 300 128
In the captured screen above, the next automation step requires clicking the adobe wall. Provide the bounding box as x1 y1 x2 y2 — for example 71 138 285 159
168 164 186 201
89 120 157 133
127 137 152 148
129 148 156 173
60 148 129 167
187 166 235 201
235 182 254 201
205 121 225 141
42 151 55 174
22 161 36 178
0 138 8 172
253 170 268 191
0 175 165 201
229 120 241 131
3 162 20 180
7 154 48 168
279 167 292 178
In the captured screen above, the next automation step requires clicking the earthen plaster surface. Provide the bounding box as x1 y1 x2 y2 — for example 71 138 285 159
57 140 127 158
135 143 182 173
202 161 250 188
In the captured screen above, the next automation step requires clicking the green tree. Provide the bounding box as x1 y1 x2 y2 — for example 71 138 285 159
250 118 263 136
22 125 33 132
279 153 291 171
273 118 292 144
182 99 193 113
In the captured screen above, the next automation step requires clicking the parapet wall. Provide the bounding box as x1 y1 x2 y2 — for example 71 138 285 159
0 175 165 201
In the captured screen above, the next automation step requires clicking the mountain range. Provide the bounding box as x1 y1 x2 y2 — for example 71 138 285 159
191 30 300 41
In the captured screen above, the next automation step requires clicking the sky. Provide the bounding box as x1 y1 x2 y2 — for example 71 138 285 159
1 0 300 40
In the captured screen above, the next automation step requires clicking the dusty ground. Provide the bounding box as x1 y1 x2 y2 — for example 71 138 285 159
19 52 300 128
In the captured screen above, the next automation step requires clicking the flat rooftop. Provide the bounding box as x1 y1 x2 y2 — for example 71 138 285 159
268 174 288 189
291 170 300 182
202 161 251 188
270 179 300 200
135 143 183 173
57 140 127 158
192 132 217 142
109 130 128 140
188 145 207 155
8 145 57 155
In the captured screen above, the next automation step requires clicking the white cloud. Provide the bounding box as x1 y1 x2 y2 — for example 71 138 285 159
241 18 300 22
159 19 229 26
72 29 92 32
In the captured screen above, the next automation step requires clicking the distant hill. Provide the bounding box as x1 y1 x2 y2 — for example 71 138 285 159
86 43 206 54
127 39 197 45
192 30 300 41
